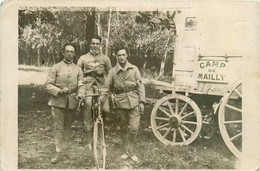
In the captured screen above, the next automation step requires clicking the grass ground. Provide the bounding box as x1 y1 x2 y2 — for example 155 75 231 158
19 65 50 85
18 65 238 169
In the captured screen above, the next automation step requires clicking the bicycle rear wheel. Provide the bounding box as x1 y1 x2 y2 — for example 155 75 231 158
93 118 106 169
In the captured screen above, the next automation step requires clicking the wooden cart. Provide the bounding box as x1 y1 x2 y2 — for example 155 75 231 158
150 5 245 159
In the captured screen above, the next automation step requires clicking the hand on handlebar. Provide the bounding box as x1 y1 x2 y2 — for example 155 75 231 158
139 102 145 114
76 94 85 100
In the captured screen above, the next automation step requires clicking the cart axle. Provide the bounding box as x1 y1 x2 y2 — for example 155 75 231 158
169 116 182 128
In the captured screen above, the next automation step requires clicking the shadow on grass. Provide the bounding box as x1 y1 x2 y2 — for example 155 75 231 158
19 68 44 72
19 85 49 111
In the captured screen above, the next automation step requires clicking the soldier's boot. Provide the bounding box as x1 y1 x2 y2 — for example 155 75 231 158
63 130 72 159
86 130 92 151
54 139 62 153
51 152 62 164
51 140 63 164
120 133 129 160
63 130 72 150
128 133 139 163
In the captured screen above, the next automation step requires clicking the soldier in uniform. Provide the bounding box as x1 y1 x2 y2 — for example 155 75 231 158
77 35 112 149
45 44 85 164
103 46 145 163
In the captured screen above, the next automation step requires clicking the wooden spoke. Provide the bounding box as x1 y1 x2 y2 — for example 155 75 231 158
178 128 186 143
172 129 176 143
163 127 172 138
182 121 198 125
181 111 195 119
218 81 242 159
181 124 194 134
158 107 172 118
156 123 169 130
230 132 242 141
224 120 242 124
203 121 210 124
225 104 242 113
151 94 202 146
175 99 179 114
234 89 242 98
167 101 175 115
179 103 188 116
155 116 169 121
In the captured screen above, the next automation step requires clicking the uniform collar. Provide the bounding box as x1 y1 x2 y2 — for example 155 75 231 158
115 61 133 73
63 59 73 64
90 49 101 56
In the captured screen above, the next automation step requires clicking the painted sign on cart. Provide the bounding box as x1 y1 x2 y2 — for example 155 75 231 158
197 60 228 83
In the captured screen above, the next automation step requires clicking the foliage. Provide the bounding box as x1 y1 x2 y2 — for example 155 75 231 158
19 7 95 66
18 9 57 36
19 8 176 75
20 20 62 50
98 10 176 75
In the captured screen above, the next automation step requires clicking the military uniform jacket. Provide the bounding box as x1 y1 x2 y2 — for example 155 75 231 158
103 61 145 109
77 52 112 90
45 60 85 109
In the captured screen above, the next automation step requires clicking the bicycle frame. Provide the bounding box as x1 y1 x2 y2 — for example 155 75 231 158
85 91 108 169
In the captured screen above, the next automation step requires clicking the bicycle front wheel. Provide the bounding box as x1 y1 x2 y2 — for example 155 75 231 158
93 118 106 169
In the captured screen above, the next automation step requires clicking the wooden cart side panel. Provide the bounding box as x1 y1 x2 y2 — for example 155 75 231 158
172 6 244 96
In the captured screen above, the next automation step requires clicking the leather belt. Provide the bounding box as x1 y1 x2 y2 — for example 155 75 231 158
114 87 137 94
69 89 77 94
57 87 77 94
83 72 104 78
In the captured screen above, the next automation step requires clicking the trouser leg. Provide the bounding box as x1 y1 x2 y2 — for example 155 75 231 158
101 95 110 128
128 132 137 152
63 109 74 150
83 89 93 144
128 106 141 152
121 132 129 153
101 94 110 115
117 109 129 153
52 107 65 152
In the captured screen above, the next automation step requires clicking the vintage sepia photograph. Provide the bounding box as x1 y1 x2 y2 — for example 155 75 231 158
1 0 260 171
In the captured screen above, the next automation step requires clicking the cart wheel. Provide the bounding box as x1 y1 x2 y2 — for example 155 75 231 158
219 81 242 159
151 94 202 145
93 118 106 169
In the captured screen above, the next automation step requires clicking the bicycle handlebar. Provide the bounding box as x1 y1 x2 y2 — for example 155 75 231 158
84 92 109 97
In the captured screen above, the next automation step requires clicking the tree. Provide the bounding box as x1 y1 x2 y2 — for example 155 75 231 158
98 10 176 75
158 31 172 77
105 8 112 56
19 18 63 66
19 7 177 77
19 7 95 66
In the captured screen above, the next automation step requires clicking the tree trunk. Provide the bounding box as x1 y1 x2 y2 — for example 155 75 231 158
143 47 150 70
51 50 56 65
143 55 147 70
96 12 101 36
26 49 30 65
105 8 112 56
47 49 53 66
86 12 95 45
158 35 171 77
37 48 41 67
95 12 102 54
79 41 83 56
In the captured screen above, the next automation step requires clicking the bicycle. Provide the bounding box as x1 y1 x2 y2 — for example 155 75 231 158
78 89 109 169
